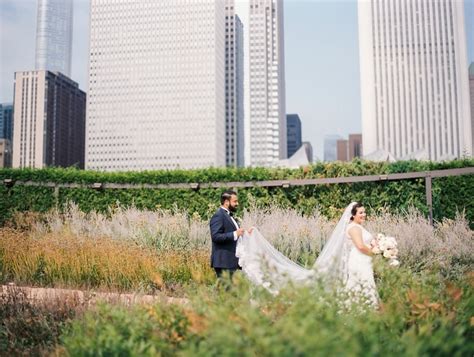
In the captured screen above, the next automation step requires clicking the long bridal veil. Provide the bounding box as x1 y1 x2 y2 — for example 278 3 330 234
236 202 356 293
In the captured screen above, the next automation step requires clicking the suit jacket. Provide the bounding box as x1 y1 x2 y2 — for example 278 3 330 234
209 207 240 269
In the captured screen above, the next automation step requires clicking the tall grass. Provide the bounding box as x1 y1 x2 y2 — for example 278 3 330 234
30 203 210 251
2 203 474 271
365 208 473 275
0 229 214 292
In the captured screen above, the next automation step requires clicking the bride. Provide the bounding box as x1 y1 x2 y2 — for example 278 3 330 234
236 202 378 306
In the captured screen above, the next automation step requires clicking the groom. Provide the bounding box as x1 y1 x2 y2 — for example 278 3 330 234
209 190 246 278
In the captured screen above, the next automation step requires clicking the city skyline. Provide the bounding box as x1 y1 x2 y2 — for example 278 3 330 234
1 0 473 161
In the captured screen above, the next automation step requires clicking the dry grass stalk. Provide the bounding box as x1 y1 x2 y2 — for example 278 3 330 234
0 228 214 292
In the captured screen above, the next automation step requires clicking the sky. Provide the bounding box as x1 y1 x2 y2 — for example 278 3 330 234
0 0 473 159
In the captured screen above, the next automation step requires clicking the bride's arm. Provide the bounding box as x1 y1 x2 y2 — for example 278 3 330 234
348 226 373 256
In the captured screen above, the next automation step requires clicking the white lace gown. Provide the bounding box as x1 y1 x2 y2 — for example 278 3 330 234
235 203 379 307
344 223 378 306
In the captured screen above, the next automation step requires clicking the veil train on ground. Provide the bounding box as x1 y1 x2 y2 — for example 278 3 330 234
235 203 356 293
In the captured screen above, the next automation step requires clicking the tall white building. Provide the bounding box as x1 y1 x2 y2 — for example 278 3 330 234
470 63 474 155
35 0 73 76
225 0 245 167
86 0 226 171
359 0 472 161
246 0 286 167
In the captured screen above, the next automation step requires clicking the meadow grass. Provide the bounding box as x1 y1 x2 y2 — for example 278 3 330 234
1 204 472 292
9 202 474 268
0 205 472 355
0 229 214 293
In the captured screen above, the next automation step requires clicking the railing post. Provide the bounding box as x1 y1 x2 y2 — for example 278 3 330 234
425 174 433 226
54 185 59 207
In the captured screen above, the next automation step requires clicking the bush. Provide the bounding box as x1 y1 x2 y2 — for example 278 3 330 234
59 265 474 356
61 303 193 357
1 159 473 226
0 286 79 355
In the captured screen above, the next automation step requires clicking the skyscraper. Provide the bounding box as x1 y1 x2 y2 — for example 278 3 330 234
336 139 348 161
336 134 363 162
348 133 362 160
0 139 12 168
35 0 73 76
324 134 342 162
286 114 302 158
86 0 226 171
225 1 245 167
12 71 86 169
246 0 286 167
0 103 13 141
358 0 472 161
469 63 474 155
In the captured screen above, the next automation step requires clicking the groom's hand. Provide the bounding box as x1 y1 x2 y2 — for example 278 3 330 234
236 228 245 237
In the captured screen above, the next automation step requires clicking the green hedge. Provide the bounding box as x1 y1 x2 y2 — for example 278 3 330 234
0 159 473 226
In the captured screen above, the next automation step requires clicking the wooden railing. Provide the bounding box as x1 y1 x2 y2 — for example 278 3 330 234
3 166 474 225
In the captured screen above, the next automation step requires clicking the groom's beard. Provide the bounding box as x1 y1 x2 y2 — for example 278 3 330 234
229 205 237 213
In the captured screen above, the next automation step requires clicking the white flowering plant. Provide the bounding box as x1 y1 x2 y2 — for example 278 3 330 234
370 233 400 266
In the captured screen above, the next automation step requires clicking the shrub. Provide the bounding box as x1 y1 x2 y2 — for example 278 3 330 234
59 266 473 356
60 303 193 357
1 159 473 226
0 286 80 355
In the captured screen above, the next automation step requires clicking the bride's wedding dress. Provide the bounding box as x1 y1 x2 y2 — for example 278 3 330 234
235 202 378 305
344 222 378 306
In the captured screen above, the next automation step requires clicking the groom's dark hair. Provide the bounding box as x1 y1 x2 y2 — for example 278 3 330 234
221 190 237 204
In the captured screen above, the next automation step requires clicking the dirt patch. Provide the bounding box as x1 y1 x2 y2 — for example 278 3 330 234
1 283 189 307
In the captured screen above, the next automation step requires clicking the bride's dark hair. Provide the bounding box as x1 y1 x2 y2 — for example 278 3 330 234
350 202 363 221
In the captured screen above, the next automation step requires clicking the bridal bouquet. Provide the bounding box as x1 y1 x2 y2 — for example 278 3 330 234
370 233 400 266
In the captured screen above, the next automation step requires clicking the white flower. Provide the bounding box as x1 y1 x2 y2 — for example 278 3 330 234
385 236 398 247
378 239 389 251
377 235 398 251
389 259 400 267
383 248 398 259
371 246 382 254
375 232 399 259
262 281 271 289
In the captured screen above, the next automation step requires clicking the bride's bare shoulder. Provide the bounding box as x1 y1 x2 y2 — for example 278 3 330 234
346 223 362 237
347 222 361 229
